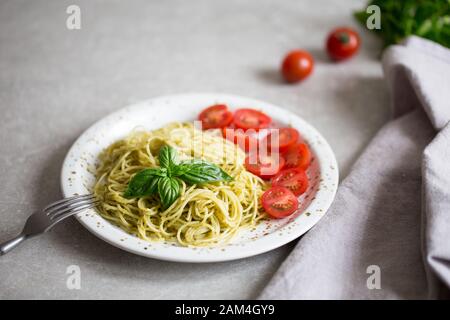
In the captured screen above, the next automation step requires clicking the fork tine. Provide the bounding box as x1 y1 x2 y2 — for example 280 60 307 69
49 199 100 220
44 194 95 212
49 203 99 225
44 194 95 215
45 198 98 217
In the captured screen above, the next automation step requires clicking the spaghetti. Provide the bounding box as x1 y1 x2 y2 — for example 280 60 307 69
93 122 268 247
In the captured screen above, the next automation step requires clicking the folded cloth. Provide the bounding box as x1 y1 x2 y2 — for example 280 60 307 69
259 36 450 299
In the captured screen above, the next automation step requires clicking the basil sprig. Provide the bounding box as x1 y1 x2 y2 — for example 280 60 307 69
124 145 232 209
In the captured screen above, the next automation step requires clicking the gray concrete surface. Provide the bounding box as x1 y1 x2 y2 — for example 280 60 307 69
0 0 390 299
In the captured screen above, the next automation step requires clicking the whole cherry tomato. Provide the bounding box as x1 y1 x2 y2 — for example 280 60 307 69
326 27 360 61
281 50 314 83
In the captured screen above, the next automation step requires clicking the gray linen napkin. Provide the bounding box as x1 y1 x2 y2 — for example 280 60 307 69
259 36 450 299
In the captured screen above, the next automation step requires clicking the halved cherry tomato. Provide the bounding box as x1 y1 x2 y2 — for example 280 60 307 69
283 143 311 170
245 153 285 180
281 50 314 83
233 109 272 130
326 27 360 61
261 186 299 218
222 127 258 153
198 104 233 129
264 127 300 153
271 168 308 196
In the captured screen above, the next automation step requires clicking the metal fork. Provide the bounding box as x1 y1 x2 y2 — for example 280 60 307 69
0 194 99 255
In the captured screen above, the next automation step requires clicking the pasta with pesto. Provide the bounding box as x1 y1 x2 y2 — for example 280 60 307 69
93 122 268 247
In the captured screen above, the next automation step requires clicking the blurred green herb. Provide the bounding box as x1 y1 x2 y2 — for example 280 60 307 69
355 0 450 48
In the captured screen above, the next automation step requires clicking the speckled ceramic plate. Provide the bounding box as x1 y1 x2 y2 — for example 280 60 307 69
61 93 338 263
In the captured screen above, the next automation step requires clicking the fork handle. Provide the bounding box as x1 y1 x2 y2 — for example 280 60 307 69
0 234 26 255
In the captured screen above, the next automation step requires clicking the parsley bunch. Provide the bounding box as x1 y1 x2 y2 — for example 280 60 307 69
355 0 450 48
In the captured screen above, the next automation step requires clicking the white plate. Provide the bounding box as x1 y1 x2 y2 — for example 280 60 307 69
61 93 338 263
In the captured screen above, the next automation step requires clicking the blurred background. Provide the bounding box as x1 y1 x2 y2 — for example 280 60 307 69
0 0 391 299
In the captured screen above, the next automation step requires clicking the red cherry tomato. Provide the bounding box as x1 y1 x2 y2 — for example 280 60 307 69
245 153 285 180
233 109 272 130
283 143 311 170
326 27 360 61
281 50 314 83
264 127 300 153
261 186 299 218
198 104 233 129
222 127 258 153
271 168 309 196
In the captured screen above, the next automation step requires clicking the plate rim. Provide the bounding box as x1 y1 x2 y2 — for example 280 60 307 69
60 93 339 263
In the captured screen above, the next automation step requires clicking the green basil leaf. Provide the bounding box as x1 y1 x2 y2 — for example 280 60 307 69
157 176 180 209
178 160 233 185
124 168 165 198
158 145 178 170
170 164 190 177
